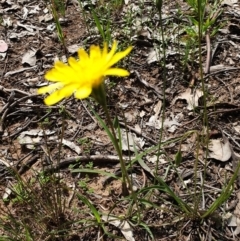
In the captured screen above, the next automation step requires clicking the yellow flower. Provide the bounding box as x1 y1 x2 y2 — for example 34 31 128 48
38 41 132 105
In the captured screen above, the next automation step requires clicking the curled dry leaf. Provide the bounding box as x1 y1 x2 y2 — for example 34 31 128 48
172 88 203 110
61 139 81 155
208 138 232 162
146 113 182 132
22 49 37 66
120 129 145 151
221 0 238 6
102 215 135 241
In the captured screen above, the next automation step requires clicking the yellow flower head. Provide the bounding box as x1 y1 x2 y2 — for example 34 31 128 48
38 41 132 106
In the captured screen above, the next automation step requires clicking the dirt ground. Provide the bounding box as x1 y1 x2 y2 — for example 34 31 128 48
1 0 240 240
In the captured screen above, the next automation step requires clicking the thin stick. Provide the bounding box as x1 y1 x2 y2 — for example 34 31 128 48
204 30 211 74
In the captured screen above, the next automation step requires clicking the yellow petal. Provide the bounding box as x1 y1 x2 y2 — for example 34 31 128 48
74 86 92 99
49 61 74 78
44 91 66 106
105 41 117 62
104 68 130 77
58 84 79 97
106 46 133 68
37 82 63 94
68 57 80 71
90 45 101 60
38 40 133 106
54 61 67 69
45 67 76 83
78 48 89 61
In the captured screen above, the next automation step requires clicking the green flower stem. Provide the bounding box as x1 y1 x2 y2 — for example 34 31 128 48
102 104 132 196
92 82 132 195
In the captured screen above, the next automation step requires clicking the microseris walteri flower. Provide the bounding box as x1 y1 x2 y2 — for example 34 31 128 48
38 41 132 106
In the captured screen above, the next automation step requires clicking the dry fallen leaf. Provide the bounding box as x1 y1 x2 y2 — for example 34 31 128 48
146 113 182 132
208 138 232 162
147 47 178 64
221 0 238 6
18 129 55 149
147 154 167 164
61 139 81 155
172 88 203 110
102 215 135 241
18 128 81 154
164 113 182 133
146 100 162 129
22 49 37 66
67 44 82 54
120 129 145 151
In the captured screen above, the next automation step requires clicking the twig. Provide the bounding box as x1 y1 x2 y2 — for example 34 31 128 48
0 94 38 134
0 158 11 168
18 154 39 174
134 70 163 98
67 182 76 208
15 150 36 168
6 116 37 138
215 76 233 102
70 118 83 141
222 130 240 149
181 116 200 126
119 121 157 145
31 111 52 123
4 65 37 77
0 91 15 115
141 168 146 188
0 56 8 82
81 100 97 124
204 30 211 74
208 107 240 116
44 155 131 172
9 94 38 109
0 84 31 96
204 67 240 79
0 92 15 133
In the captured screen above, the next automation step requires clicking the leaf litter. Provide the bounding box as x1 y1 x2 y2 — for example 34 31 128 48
0 0 240 240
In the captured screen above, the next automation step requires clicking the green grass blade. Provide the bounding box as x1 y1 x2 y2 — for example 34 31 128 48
77 194 101 223
155 176 192 214
91 11 105 40
201 158 240 218
113 116 122 154
139 221 155 240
